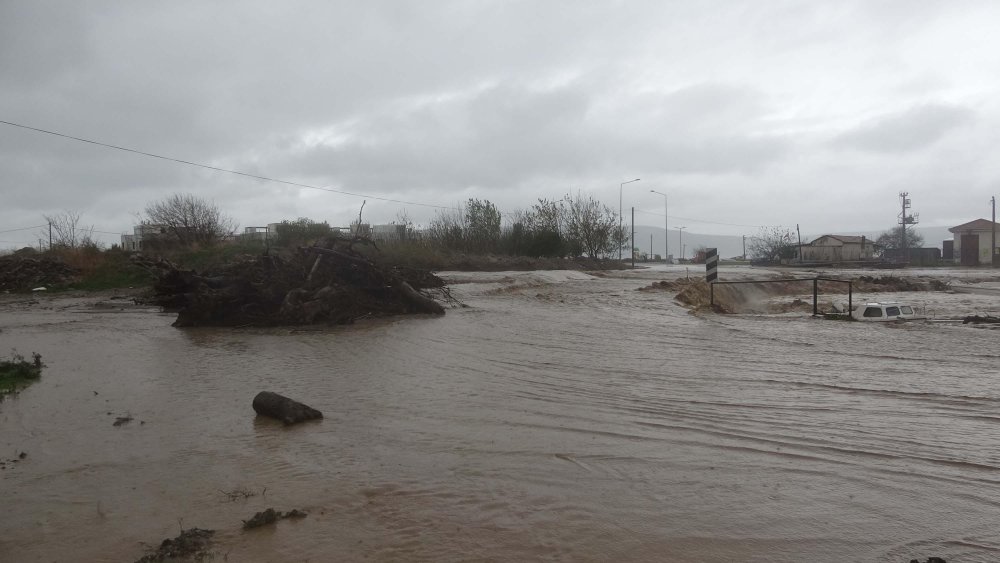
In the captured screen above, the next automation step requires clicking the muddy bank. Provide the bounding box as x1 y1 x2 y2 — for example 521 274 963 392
412 253 628 272
641 274 953 314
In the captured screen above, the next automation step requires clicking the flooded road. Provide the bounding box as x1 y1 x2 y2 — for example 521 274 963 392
2 266 1000 562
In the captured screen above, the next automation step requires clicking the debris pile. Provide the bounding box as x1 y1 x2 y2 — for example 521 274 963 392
0 256 78 292
242 507 308 530
135 528 214 563
134 237 447 327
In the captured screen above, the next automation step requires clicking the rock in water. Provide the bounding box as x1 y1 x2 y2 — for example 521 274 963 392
252 391 323 425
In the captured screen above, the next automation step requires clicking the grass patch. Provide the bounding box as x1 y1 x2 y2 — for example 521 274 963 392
167 241 271 272
67 250 155 290
0 351 44 397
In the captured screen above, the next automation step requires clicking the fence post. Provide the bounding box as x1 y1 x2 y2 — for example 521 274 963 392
813 278 818 316
848 281 852 319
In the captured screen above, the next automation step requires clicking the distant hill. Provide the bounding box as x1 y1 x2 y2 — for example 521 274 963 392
631 226 745 260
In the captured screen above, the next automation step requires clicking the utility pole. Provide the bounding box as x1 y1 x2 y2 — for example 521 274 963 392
742 235 747 260
676 226 686 260
651 190 669 262
992 195 996 267
631 207 635 269
796 224 802 262
619 178 640 261
48 221 52 251
650 233 653 261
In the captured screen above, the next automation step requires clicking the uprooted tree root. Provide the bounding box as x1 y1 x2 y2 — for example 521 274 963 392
133 236 449 327
134 528 215 563
242 507 308 530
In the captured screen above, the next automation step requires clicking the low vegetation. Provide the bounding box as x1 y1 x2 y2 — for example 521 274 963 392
0 351 44 396
3 192 634 294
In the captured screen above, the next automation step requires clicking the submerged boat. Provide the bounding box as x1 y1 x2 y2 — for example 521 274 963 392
851 301 923 322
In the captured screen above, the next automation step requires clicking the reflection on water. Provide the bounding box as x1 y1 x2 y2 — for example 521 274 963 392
2 270 1000 562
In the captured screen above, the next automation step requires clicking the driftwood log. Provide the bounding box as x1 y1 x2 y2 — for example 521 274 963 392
963 315 1000 324
252 391 323 425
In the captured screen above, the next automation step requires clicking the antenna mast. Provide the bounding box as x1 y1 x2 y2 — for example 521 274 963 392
898 192 918 263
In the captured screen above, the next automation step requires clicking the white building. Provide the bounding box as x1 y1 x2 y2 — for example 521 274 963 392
949 219 1000 266
120 223 169 251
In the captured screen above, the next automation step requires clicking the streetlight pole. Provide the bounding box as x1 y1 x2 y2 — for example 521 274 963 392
676 226 687 260
651 190 668 263
619 178 640 260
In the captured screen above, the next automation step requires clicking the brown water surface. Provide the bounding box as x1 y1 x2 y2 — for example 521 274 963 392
2 268 1000 562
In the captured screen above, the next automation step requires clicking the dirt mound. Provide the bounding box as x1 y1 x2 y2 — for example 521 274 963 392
134 237 448 327
647 278 842 314
0 256 79 292
639 280 690 292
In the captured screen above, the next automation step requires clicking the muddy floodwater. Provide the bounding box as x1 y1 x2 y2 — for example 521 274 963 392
3 266 1000 562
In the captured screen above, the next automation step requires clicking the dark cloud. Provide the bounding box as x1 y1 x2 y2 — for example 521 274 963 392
1 1 999 248
831 103 974 153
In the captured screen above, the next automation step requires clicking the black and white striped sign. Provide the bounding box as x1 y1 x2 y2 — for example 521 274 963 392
706 248 718 283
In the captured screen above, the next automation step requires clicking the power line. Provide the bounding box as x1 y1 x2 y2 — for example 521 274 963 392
0 225 124 236
0 119 457 210
634 208 785 229
0 224 48 234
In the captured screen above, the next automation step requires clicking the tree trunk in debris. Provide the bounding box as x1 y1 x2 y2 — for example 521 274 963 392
396 280 445 315
252 391 323 425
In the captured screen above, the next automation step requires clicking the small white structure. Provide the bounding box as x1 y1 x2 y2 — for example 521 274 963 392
949 219 1000 266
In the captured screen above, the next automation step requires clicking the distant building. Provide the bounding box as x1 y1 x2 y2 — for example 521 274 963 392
120 223 169 251
883 247 941 266
241 226 270 243
799 235 877 263
949 219 1000 266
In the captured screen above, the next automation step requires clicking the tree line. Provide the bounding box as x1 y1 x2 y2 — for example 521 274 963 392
38 191 630 259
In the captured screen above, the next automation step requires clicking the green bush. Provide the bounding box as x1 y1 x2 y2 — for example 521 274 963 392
0 351 43 396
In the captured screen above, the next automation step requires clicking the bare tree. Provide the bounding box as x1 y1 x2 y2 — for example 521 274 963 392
143 193 235 246
564 192 619 258
876 225 924 250
747 227 796 263
42 210 96 249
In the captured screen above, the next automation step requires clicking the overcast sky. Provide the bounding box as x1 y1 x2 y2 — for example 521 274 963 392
2 1 999 249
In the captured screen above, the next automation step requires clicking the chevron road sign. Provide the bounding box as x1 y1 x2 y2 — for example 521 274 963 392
706 248 718 283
